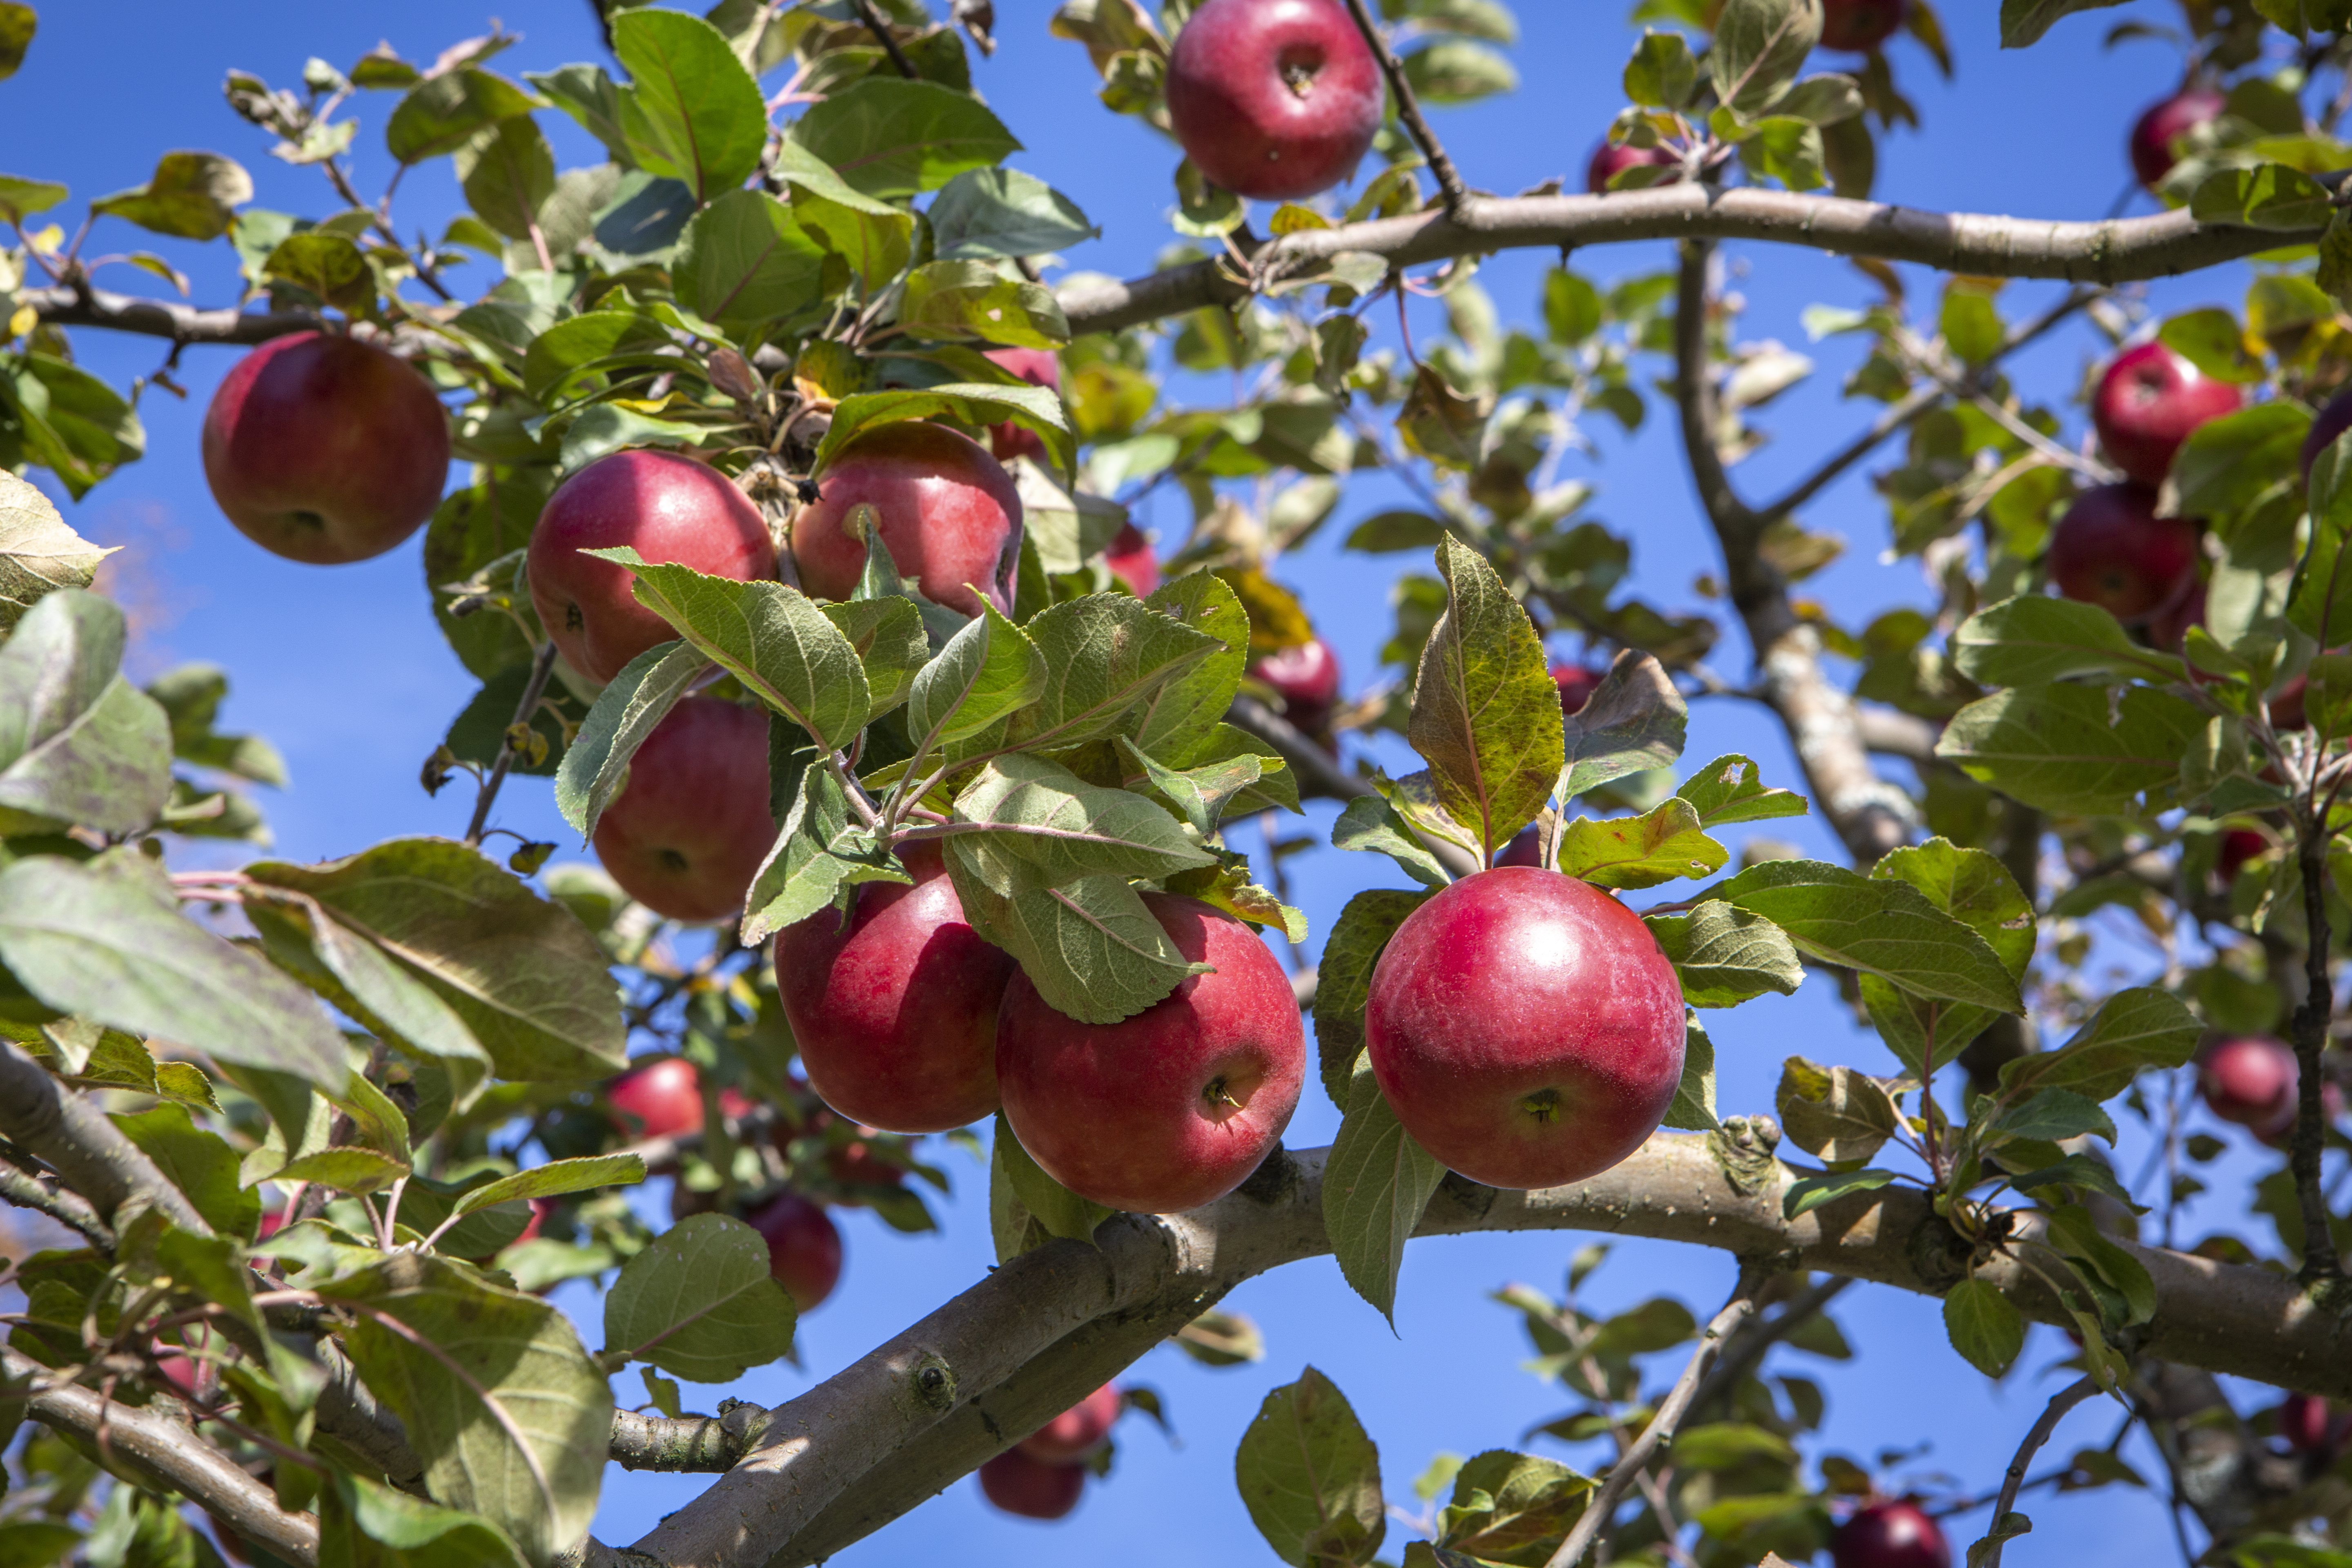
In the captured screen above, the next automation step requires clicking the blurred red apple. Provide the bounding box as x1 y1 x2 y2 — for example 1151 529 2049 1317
2198 1035 2298 1131
1250 637 1342 733
1831 1498 1949 1568
592 697 775 923
745 1192 843 1312
2092 341 2242 488
1499 826 1543 867
1166 0 1384 201
1552 663 1604 717
978 1447 1086 1520
1103 522 1160 596
984 347 1059 465
1018 1383 1122 1462
609 1057 707 1140
2216 828 2269 885
202 331 450 564
1586 140 1678 194
2046 485 2198 622
2130 88 2223 190
528 448 776 684
995 895 1306 1213
792 423 1022 618
2281 1392 2351 1454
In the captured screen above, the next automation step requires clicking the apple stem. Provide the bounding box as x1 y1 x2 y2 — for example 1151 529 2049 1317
1336 0 1472 221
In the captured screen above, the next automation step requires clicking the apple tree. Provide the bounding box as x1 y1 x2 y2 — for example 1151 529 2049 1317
0 0 2350 1565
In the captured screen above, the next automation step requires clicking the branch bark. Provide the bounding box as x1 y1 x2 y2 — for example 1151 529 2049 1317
1977 1375 2102 1568
1338 0 1470 217
21 284 321 346
0 1039 210 1234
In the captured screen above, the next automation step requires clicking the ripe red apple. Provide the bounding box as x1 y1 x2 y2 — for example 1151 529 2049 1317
1018 1384 1122 1462
1831 1499 1949 1568
984 347 1060 465
2148 579 2205 654
1499 826 1542 868
1552 663 1604 717
2216 828 2269 885
2303 388 2352 481
792 422 1022 618
2281 1393 2350 1454
1165 0 1385 201
2130 87 2224 190
201 331 450 564
1820 0 1907 51
978 1448 1086 1520
1250 637 1342 732
775 841 1016 1134
1103 522 1160 596
1586 140 1678 194
1364 867 1684 1189
2092 341 2243 488
528 448 776 684
745 1192 843 1312
2046 485 2198 622
592 697 776 923
995 895 1307 1213
2197 1035 2298 1131
610 1057 710 1140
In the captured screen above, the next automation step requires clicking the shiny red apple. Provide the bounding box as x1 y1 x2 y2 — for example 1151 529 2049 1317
1166 0 1385 201
202 331 450 564
528 448 776 684
995 894 1306 1213
1821 0 1907 51
792 422 1022 618
775 841 1016 1134
1250 637 1342 732
1364 867 1684 1189
2130 88 2224 190
2092 341 2242 488
1104 522 1160 596
609 1056 721 1140
592 697 776 923
978 1447 1086 1520
985 347 1060 465
745 1192 843 1312
1831 1499 1949 1568
1586 140 1678 194
2198 1035 2298 1132
2046 485 2198 622
1018 1384 1122 1463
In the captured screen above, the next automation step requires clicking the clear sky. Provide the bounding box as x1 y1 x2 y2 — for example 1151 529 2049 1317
5 1 2290 1562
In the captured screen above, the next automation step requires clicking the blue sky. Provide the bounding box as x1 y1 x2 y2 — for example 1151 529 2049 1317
5 1 2297 1562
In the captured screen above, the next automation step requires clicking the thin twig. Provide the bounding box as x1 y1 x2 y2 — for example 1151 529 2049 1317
1543 1290 1757 1568
464 639 561 848
1338 0 1470 218
848 0 920 79
1975 1375 2102 1568
1687 1275 1852 1420
2289 824 2341 1281
0 1154 116 1250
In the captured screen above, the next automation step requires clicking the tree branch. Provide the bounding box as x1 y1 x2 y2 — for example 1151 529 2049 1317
463 639 561 847
1544 1289 1758 1568
1338 0 1470 218
1976 1374 2103 1568
1686 1274 1852 1421
848 0 919 80
21 284 321 345
1 1346 323 1567
1226 695 1480 877
0 1040 209 1234
0 1146 115 1249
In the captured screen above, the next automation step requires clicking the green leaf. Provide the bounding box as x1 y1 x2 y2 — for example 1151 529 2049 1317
0 589 171 836
1324 1052 1448 1324
1645 900 1803 1009
453 1156 644 1219
1002 592 1226 753
948 754 1216 894
0 173 66 226
1559 651 1688 800
2174 401 2310 522
601 1213 796 1383
1313 889 1431 1107
1624 29 1698 108
1950 595 2183 686
612 7 768 201
1399 39 1518 104
6 353 146 499
904 601 1048 751
245 839 626 1083
672 189 831 328
1935 684 2204 816
524 64 634 167
1858 837 2033 1075
89 151 251 240
767 139 912 290
0 853 349 1092
897 259 1071 349
2010 1154 2140 1209
1234 1367 1386 1568
943 863 1205 1025
145 663 286 786
1999 0 2126 46
1942 1278 2025 1377
456 116 556 242
815 383 1073 479
319 1474 530 1568
1134 571 1251 764
0 466 112 635
1782 1166 1894 1219
929 167 1099 259
1710 0 1822 116
1671 753 1807 828
2044 1203 2156 1325
1554 798 1728 889
993 1111 1114 1244
738 761 897 947
2158 307 2265 385
553 641 706 840
1995 986 2198 1105
591 549 870 749
322 1254 612 1565
1776 1056 1900 1165
792 77 1020 199
1410 537 1563 857
1995 1089 2118 1145
1119 738 1271 835
1709 859 2022 1011
518 307 673 403
822 595 928 717
115 1104 261 1239
1332 793 1452 890
1434 1450 1592 1563
2190 163 2334 232
1662 1013 1720 1132
385 70 541 165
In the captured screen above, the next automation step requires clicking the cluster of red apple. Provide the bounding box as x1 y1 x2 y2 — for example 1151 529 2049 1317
974 1383 1129 1522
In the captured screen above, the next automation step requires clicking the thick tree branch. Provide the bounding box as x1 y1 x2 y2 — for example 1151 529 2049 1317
0 1040 209 1234
1 1346 322 1566
22 284 321 345
1338 0 1470 218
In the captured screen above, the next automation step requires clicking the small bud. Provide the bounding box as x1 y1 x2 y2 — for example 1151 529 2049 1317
508 841 556 876
420 745 458 796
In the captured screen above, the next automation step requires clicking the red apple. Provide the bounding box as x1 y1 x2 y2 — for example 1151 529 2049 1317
2216 828 2269 885
2148 579 2205 654
2130 88 2224 190
1552 663 1604 717
2281 1392 2350 1454
985 347 1060 465
775 842 1016 1133
2303 388 2352 480
155 1352 200 1398
792 422 1022 618
201 331 450 564
2092 341 2243 487
592 697 776 923
1586 140 1678 194
1831 1499 1949 1568
609 1057 707 1140
1364 867 1684 1189
1499 826 1543 868
2046 485 2198 622
745 1192 843 1312
1166 0 1385 201
528 448 776 684
978 1448 1086 1520
1018 1383 1122 1462
1250 637 1342 733
1820 0 1907 51
2197 1035 2298 1131
1103 522 1160 596
995 895 1307 1213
